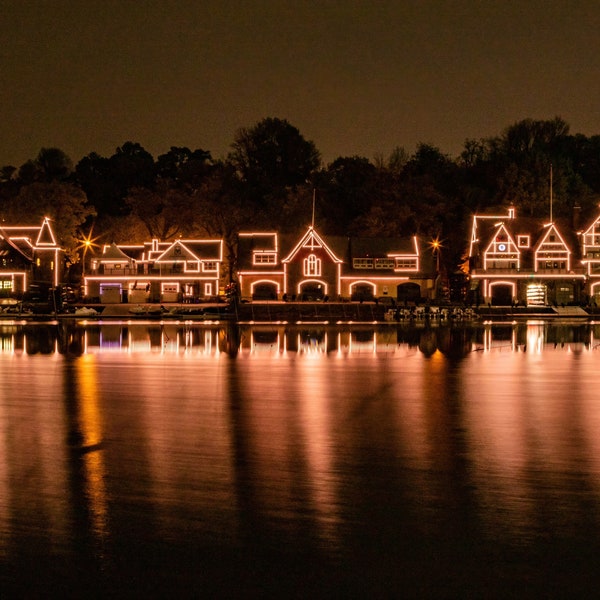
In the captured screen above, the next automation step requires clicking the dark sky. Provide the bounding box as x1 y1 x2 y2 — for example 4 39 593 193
2 0 600 168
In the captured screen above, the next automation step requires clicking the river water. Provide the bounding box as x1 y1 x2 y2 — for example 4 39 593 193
1 319 600 598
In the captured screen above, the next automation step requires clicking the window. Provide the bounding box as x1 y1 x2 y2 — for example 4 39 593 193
204 282 212 296
353 258 373 269
253 253 276 264
395 258 417 269
517 235 530 248
186 261 200 272
374 258 395 269
202 261 217 272
304 253 321 276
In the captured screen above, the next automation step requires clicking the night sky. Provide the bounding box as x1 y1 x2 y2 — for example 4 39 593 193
2 0 600 168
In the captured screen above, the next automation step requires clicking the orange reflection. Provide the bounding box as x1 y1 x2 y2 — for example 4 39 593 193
76 355 108 542
296 357 341 548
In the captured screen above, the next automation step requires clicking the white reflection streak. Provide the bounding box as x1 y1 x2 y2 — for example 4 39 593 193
483 326 491 352
0 334 13 353
461 357 533 536
297 360 341 551
527 323 544 354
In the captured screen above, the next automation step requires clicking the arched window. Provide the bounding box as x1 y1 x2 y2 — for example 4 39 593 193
303 253 321 276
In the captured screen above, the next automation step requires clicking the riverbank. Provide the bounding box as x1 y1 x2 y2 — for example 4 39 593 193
1 301 598 322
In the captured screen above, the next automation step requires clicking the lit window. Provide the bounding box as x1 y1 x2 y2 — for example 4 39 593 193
304 254 321 276
395 258 417 269
253 253 276 264
374 258 395 269
353 258 373 269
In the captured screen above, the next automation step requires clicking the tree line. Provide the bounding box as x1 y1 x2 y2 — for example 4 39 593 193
1 116 599 284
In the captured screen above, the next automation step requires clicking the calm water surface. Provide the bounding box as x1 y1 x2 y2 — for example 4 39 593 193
2 320 600 597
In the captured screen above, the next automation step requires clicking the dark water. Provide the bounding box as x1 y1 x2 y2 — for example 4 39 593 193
2 320 600 598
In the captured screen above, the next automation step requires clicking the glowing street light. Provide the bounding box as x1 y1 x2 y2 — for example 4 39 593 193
76 228 101 298
429 237 444 300
430 237 443 272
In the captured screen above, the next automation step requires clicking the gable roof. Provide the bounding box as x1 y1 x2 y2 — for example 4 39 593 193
155 240 201 263
101 242 134 262
36 217 57 246
0 232 32 261
281 227 343 264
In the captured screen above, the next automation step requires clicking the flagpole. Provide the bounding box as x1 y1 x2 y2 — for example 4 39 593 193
550 163 553 223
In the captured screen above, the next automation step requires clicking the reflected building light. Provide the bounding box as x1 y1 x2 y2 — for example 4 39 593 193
296 360 341 551
526 323 545 354
249 329 281 355
0 394 8 556
298 331 327 355
483 326 492 352
161 328 178 354
204 329 213 355
100 328 124 352
0 333 14 353
77 355 109 544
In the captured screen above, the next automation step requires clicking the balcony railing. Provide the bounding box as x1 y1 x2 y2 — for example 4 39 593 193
93 267 139 276
472 266 586 276
92 265 218 276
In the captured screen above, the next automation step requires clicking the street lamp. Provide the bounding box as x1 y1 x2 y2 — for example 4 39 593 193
76 228 100 300
430 237 442 272
430 237 443 300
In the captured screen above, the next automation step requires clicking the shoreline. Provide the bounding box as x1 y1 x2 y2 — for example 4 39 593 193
1 301 598 323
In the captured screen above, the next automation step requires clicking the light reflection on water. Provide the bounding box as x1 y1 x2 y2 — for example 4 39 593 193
1 320 600 596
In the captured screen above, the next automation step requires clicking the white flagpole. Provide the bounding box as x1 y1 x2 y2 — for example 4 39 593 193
550 163 553 223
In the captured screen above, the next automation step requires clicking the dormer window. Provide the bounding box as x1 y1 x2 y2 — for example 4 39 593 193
353 258 373 269
253 252 276 265
395 257 418 270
